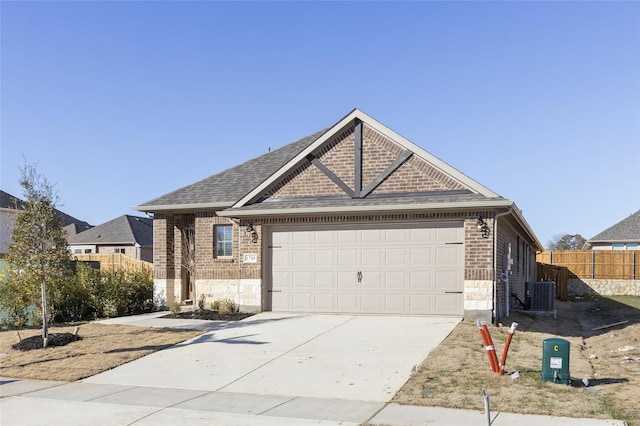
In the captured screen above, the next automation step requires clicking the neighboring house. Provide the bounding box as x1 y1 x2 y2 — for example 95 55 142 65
584 210 640 251
67 215 153 262
135 109 542 322
0 190 92 258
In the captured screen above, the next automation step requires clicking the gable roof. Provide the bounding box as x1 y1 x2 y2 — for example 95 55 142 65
234 109 499 208
68 215 153 247
135 108 500 213
1 189 92 234
587 210 640 243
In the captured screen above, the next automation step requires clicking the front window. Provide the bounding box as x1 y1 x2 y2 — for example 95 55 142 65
215 225 233 257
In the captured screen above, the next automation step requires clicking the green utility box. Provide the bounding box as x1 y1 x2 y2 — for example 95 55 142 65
542 338 570 384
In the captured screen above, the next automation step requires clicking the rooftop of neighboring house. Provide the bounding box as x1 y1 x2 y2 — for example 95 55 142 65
67 214 153 247
0 189 92 236
587 210 640 244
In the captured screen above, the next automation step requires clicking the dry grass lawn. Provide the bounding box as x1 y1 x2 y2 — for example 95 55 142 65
393 295 640 425
0 323 203 381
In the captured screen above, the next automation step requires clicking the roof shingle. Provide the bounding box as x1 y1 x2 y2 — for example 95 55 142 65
588 210 640 243
136 129 328 210
68 215 152 246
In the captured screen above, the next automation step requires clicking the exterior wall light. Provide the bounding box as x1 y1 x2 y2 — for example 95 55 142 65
477 215 490 239
246 223 258 243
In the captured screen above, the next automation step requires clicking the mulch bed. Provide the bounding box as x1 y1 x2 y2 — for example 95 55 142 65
161 310 254 321
13 333 82 351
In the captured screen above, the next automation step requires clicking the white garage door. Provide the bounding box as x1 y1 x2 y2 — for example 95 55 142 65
267 222 464 315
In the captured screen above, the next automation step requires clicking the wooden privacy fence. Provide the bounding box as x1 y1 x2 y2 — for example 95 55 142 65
536 262 568 300
73 253 152 276
536 250 639 280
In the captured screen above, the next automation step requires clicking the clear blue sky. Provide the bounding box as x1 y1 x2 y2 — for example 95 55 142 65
1 1 639 248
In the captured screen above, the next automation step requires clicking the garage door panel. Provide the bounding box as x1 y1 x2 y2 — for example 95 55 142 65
436 227 460 241
272 249 291 267
314 271 336 288
361 293 382 311
272 292 291 309
337 293 358 311
292 293 314 310
270 222 463 316
385 228 406 243
292 271 313 288
410 227 431 242
272 271 292 288
315 229 336 244
362 271 382 289
361 228 385 244
315 293 336 310
293 249 314 267
435 270 463 290
292 231 314 244
434 247 460 266
385 294 407 312
409 294 432 314
315 249 335 266
362 247 384 265
435 293 463 315
337 248 358 266
410 247 432 264
384 247 406 266
410 271 432 289
337 271 357 287
338 230 358 244
385 271 406 289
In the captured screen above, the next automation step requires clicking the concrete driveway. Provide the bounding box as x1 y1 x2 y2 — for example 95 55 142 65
84 313 460 402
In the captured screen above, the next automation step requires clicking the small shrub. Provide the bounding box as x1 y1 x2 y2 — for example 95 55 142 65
211 299 221 312
102 300 118 318
168 300 181 314
197 294 206 310
218 298 237 315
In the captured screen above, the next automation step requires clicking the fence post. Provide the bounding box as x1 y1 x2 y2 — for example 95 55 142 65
634 251 636 280
591 250 595 279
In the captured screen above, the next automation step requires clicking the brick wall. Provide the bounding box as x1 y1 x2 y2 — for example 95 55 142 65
464 213 494 280
268 126 354 198
153 213 176 280
266 122 467 201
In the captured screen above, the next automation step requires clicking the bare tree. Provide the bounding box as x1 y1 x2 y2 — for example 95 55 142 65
180 216 197 309
547 234 587 250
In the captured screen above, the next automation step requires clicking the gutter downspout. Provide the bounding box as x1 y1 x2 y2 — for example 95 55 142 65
493 205 513 326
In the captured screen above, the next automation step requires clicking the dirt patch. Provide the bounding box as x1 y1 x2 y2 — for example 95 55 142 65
393 296 640 425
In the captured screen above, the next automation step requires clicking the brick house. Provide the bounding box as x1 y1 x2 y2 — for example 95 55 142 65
135 109 542 322
67 215 153 262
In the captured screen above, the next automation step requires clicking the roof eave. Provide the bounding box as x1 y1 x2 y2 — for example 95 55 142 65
133 202 233 213
509 203 544 251
218 199 514 218
588 239 640 244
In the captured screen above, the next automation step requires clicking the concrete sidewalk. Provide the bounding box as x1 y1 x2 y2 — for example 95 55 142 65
0 378 626 425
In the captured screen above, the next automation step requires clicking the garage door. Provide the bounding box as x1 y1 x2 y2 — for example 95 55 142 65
267 222 464 315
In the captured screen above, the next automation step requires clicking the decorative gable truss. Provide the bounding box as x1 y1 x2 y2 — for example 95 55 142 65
249 117 477 205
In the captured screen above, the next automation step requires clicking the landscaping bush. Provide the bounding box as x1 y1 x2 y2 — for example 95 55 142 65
52 263 153 322
218 298 237 315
